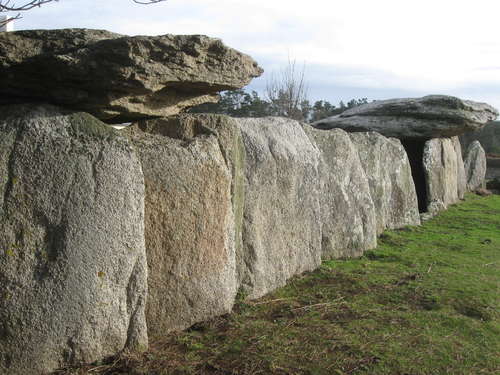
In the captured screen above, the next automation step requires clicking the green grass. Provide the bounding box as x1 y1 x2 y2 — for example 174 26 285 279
59 194 500 375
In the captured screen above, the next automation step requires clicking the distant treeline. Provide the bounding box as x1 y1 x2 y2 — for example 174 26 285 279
460 121 500 155
188 89 368 122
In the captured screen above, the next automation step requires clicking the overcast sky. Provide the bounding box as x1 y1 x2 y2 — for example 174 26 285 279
8 0 500 111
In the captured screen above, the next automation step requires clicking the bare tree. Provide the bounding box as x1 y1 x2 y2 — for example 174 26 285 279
265 58 309 121
1 0 56 25
0 0 168 27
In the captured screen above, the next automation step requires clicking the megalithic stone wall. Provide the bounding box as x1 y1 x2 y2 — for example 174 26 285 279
0 27 497 375
0 105 148 375
0 107 482 374
311 94 497 219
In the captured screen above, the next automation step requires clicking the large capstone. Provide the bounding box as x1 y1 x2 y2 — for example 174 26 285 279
0 105 148 375
0 29 263 123
236 117 322 299
464 140 487 191
126 115 238 338
348 132 420 234
304 127 377 259
313 95 498 139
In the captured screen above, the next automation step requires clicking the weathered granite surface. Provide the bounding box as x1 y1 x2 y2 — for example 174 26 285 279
304 127 377 259
136 114 247 285
0 97 485 374
452 136 467 199
126 116 238 337
349 132 420 233
0 105 148 375
313 95 498 139
464 141 487 191
236 117 322 299
423 138 459 212
0 29 263 123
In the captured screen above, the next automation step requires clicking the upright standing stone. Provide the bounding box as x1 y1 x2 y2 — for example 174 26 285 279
169 114 248 288
464 141 487 191
126 116 238 337
236 118 322 299
304 127 377 259
0 105 148 375
349 132 420 234
423 138 459 212
452 136 467 199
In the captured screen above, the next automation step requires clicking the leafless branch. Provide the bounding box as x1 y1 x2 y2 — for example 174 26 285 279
265 57 309 121
0 0 56 27
0 13 19 26
0 0 58 11
0 0 168 28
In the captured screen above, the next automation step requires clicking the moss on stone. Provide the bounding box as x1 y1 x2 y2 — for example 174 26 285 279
0 129 18 214
231 128 246 282
66 112 118 140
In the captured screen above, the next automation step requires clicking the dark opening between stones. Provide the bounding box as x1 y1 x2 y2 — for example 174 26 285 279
401 139 428 213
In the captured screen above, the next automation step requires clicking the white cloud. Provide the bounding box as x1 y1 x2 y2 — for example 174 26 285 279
10 0 500 110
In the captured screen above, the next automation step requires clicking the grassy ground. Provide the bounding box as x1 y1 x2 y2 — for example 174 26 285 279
59 194 500 375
